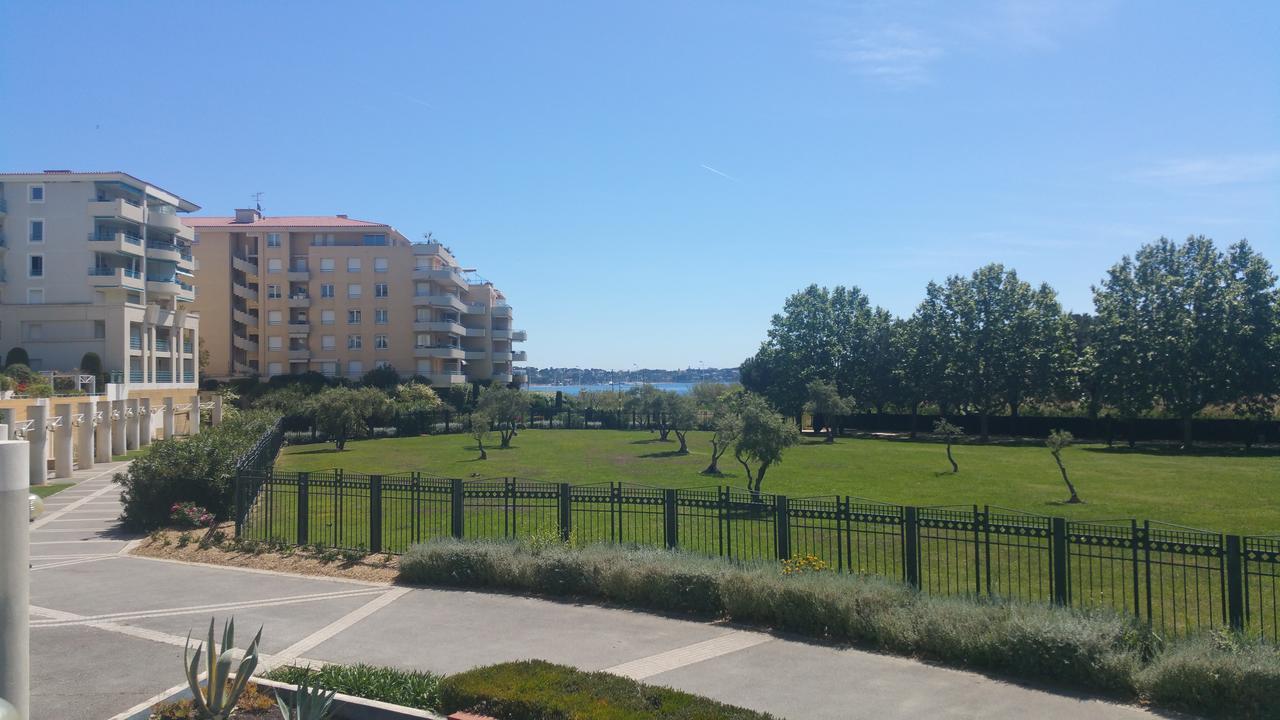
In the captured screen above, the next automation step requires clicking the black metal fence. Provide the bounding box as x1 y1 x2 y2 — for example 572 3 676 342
234 418 285 473
234 470 1280 641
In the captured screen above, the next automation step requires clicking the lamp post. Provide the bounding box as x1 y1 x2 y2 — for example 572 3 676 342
0 436 30 717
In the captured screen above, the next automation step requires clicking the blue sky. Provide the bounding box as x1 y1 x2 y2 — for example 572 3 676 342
2 1 1277 369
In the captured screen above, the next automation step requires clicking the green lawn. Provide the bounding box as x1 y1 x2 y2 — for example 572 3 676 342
275 430 1280 535
31 483 73 499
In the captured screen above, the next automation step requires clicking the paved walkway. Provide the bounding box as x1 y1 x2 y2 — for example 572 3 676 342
28 466 1178 720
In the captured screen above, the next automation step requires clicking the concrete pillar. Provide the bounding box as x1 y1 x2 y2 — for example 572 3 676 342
77 401 96 470
212 394 224 426
53 403 73 479
148 325 157 383
95 400 113 463
126 399 141 450
190 394 202 435
26 405 48 486
0 439 31 718
111 400 127 456
139 398 152 446
163 397 175 439
191 326 200 386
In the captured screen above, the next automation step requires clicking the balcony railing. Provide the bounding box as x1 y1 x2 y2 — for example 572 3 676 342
184 341 194 353
155 338 171 352
156 370 173 383
183 371 194 383
129 370 144 383
89 267 142 279
89 231 143 245
129 336 141 350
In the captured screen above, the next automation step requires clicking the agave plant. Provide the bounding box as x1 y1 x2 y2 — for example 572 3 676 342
183 617 262 720
275 668 337 720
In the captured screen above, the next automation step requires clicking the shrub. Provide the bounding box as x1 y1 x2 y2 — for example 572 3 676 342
1135 632 1280 718
115 411 280 531
4 347 30 369
264 663 442 711
438 660 777 720
169 501 215 528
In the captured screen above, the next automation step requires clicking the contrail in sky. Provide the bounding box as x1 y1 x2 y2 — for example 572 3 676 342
700 163 740 182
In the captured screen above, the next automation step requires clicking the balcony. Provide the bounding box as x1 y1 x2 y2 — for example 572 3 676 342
146 277 181 296
413 320 465 335
491 329 510 340
512 350 528 362
232 283 259 302
155 337 171 353
412 266 467 288
287 264 309 281
88 197 145 224
233 361 256 375
129 335 142 351
287 322 310 336
286 294 311 308
232 308 258 326
411 241 457 266
183 370 195 383
512 329 527 342
414 345 465 360
144 240 182 263
288 349 310 360
463 302 486 315
155 370 173 383
492 350 513 361
232 255 259 275
178 281 196 302
88 266 145 291
412 294 467 313
148 206 189 236
493 304 512 317
184 341 194 354
463 350 487 360
88 231 144 256
428 372 467 386
492 373 514 384
233 335 259 353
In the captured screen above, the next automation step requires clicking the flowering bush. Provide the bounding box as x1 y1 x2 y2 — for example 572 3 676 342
781 554 829 575
170 501 215 528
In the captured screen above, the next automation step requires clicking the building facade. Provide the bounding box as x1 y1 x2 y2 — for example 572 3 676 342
0 171 201 390
185 210 526 386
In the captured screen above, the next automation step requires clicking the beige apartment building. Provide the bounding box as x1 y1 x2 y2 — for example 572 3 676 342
186 210 526 386
0 171 201 390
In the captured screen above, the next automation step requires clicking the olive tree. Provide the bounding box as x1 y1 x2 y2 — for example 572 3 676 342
667 393 699 454
1046 429 1080 503
308 386 389 451
733 393 799 499
803 379 851 443
468 412 492 460
933 418 962 473
476 385 530 448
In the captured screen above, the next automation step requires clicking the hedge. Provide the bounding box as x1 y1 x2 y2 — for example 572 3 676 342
438 660 777 720
400 540 1280 719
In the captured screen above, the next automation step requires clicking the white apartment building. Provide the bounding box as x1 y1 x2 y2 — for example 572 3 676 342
0 171 201 390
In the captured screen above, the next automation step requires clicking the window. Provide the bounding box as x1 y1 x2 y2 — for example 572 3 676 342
347 257 361 272
94 320 106 339
268 336 283 351
375 282 389 298
320 258 335 272
375 360 393 370
362 234 387 246
320 283 334 298
267 310 283 325
347 335 362 349
267 233 281 247
374 257 389 273
320 309 335 325
267 284 282 299
27 289 44 304
375 308 388 325
268 362 283 376
314 233 333 246
28 254 44 278
267 258 283 273
348 360 363 375
416 360 431 373
347 309 361 324
321 335 336 350
375 334 389 350
28 184 44 202
347 283 361 299
320 362 337 377
415 333 429 348
416 308 430 322
29 219 44 243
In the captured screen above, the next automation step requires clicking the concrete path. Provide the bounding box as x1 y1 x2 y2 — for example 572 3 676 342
28 467 1177 720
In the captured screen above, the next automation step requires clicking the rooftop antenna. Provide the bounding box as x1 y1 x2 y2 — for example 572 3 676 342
251 191 264 212
423 231 435 243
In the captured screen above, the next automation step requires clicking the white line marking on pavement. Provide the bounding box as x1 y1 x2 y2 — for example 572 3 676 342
31 587 388 628
603 630 774 680
276 587 411 660
30 466 124 529
41 516 121 522
29 606 82 621
31 539 129 545
31 556 118 571
26 553 118 560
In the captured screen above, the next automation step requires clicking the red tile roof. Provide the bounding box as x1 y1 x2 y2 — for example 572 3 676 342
183 215 389 228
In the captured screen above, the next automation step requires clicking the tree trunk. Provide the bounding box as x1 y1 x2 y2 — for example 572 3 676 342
676 431 688 454
1055 452 1080 503
478 439 487 460
1127 417 1136 448
909 403 919 439
825 425 835 443
1181 414 1194 449
979 412 990 442
946 441 957 473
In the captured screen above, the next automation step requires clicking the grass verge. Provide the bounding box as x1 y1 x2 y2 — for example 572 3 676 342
439 660 777 719
400 539 1280 719
30 483 73 499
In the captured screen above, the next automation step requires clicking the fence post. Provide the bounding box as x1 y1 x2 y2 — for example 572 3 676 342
297 472 310 546
903 506 920 589
1051 517 1069 606
775 496 791 560
558 483 572 542
664 489 678 549
1225 534 1245 631
233 472 243 537
369 475 383 553
451 478 464 539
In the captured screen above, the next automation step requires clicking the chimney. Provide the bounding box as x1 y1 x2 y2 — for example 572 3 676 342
336 214 347 219
234 208 262 224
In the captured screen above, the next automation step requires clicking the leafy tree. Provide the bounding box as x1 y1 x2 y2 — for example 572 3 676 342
861 308 900 413
1046 429 1080 503
468 412 491 460
476 386 530 448
702 391 744 475
1092 257 1154 447
627 384 673 440
933 419 962 473
803 379 850 443
733 393 800 499
308 386 389 450
666 393 699 454
1224 240 1280 448
690 382 733 412
394 382 442 412
4 346 29 369
78 352 105 389
360 365 401 390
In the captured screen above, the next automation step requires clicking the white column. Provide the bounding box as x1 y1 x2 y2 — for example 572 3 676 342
126 399 141 450
95 399 113 463
139 398 152 446
212 394 224 426
111 400 127 456
27 405 48 486
191 325 200 385
0 439 31 719
190 394 202 435
53 403 73 479
77 401 96 470
163 397 175 439
148 325 157 383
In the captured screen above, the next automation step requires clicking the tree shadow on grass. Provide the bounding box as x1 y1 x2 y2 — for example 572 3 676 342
638 450 688 459
629 438 668 445
287 447 344 456
1080 445 1280 458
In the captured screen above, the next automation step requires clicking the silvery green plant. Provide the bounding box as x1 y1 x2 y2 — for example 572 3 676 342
183 617 262 720
275 668 337 720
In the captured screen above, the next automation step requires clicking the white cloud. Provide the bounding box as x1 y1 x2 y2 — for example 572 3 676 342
1126 153 1280 186
829 23 943 85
